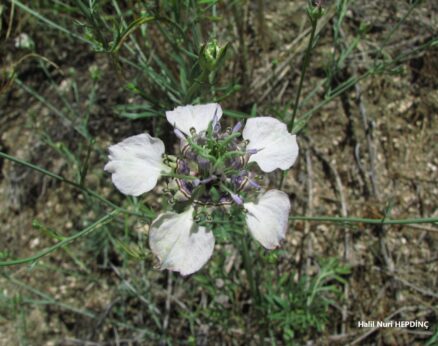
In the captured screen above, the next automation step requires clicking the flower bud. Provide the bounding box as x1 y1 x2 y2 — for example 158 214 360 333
199 40 229 72
307 1 325 21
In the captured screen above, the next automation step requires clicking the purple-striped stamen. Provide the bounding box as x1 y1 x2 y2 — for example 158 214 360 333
176 159 190 175
176 179 192 199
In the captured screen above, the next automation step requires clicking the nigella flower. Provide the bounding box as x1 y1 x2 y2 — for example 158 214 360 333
105 103 299 275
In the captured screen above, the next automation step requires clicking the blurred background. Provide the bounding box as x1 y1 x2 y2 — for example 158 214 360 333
0 0 437 345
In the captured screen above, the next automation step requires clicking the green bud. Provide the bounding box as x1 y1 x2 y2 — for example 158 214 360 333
307 3 325 21
199 40 229 72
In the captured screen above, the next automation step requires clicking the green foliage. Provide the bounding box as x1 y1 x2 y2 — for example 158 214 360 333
1 0 437 344
265 258 350 341
426 328 438 346
72 0 235 112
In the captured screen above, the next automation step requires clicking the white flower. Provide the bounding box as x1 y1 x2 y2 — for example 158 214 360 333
104 104 297 276
149 207 215 276
148 190 290 275
166 103 223 136
244 190 291 249
104 133 169 196
242 117 299 173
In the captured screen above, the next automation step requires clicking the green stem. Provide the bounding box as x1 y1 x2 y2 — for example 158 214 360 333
278 170 287 190
0 210 120 267
241 236 259 303
380 0 421 50
289 15 319 132
184 69 209 104
0 151 150 218
289 215 438 225
240 235 267 338
11 0 90 43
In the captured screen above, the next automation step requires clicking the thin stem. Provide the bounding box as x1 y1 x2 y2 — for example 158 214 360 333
380 0 421 49
242 236 265 344
0 151 150 218
294 2 427 135
0 210 120 267
289 15 319 132
241 235 260 304
184 69 210 104
278 170 287 190
289 215 438 225
11 0 90 43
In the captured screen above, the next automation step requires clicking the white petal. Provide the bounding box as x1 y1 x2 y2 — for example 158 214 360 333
242 117 299 172
149 208 215 276
244 190 291 249
166 103 223 136
104 133 166 196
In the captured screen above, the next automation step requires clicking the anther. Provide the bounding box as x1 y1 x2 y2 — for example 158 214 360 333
246 148 259 155
212 113 220 133
230 193 243 205
174 128 186 140
249 179 261 189
232 121 242 133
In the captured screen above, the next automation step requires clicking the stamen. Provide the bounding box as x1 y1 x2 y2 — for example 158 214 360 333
176 179 192 199
176 159 190 175
230 156 244 168
218 197 232 206
197 157 211 172
236 176 249 191
212 113 221 133
232 121 242 133
246 148 259 155
198 175 217 185
174 128 186 140
181 142 193 158
230 193 243 205
248 179 261 189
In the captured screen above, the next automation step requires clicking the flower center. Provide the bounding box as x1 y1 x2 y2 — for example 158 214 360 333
167 122 260 207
